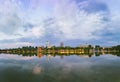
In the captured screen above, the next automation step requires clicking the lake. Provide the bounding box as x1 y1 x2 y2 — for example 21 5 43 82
0 53 120 82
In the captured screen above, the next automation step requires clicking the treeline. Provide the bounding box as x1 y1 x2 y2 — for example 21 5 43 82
1 44 120 54
110 45 120 52
0 46 37 55
100 45 120 53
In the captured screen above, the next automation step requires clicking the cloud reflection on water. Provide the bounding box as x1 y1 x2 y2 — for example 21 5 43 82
0 53 37 60
33 66 42 75
0 54 120 82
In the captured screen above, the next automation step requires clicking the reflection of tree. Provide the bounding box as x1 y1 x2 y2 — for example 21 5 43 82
95 52 102 56
37 53 42 58
1 45 120 57
109 52 120 57
46 54 52 62
1 51 120 58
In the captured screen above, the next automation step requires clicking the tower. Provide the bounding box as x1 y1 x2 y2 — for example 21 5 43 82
46 41 51 48
60 42 64 47
37 46 42 53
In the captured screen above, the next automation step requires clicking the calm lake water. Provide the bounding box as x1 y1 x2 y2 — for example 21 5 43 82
0 53 120 82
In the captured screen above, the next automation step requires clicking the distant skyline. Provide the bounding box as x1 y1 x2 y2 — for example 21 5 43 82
0 0 120 48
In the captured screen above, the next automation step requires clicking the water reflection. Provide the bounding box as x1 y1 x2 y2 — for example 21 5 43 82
0 53 120 82
33 66 42 75
1 51 120 58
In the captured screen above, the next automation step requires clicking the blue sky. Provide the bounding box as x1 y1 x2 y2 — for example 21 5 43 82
0 0 120 48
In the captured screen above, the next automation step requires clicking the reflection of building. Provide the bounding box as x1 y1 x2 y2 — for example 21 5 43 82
37 46 43 58
37 53 42 58
46 41 51 48
60 42 64 47
46 54 51 62
60 55 64 59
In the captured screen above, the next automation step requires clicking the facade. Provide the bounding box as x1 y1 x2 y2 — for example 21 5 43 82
60 42 64 47
37 46 42 53
46 41 51 48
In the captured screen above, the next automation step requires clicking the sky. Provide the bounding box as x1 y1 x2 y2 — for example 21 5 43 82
0 0 120 48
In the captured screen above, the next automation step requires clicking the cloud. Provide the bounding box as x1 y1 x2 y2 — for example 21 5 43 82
0 0 120 48
33 66 42 75
100 0 120 15
16 24 45 39
78 0 109 13
0 14 21 34
52 0 108 40
0 42 33 49
31 26 45 38
0 0 46 42
0 0 23 41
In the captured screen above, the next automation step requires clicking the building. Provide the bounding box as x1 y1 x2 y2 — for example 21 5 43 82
46 41 51 48
60 42 64 47
37 46 42 53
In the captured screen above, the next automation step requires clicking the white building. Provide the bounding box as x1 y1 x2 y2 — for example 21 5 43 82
46 41 51 48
